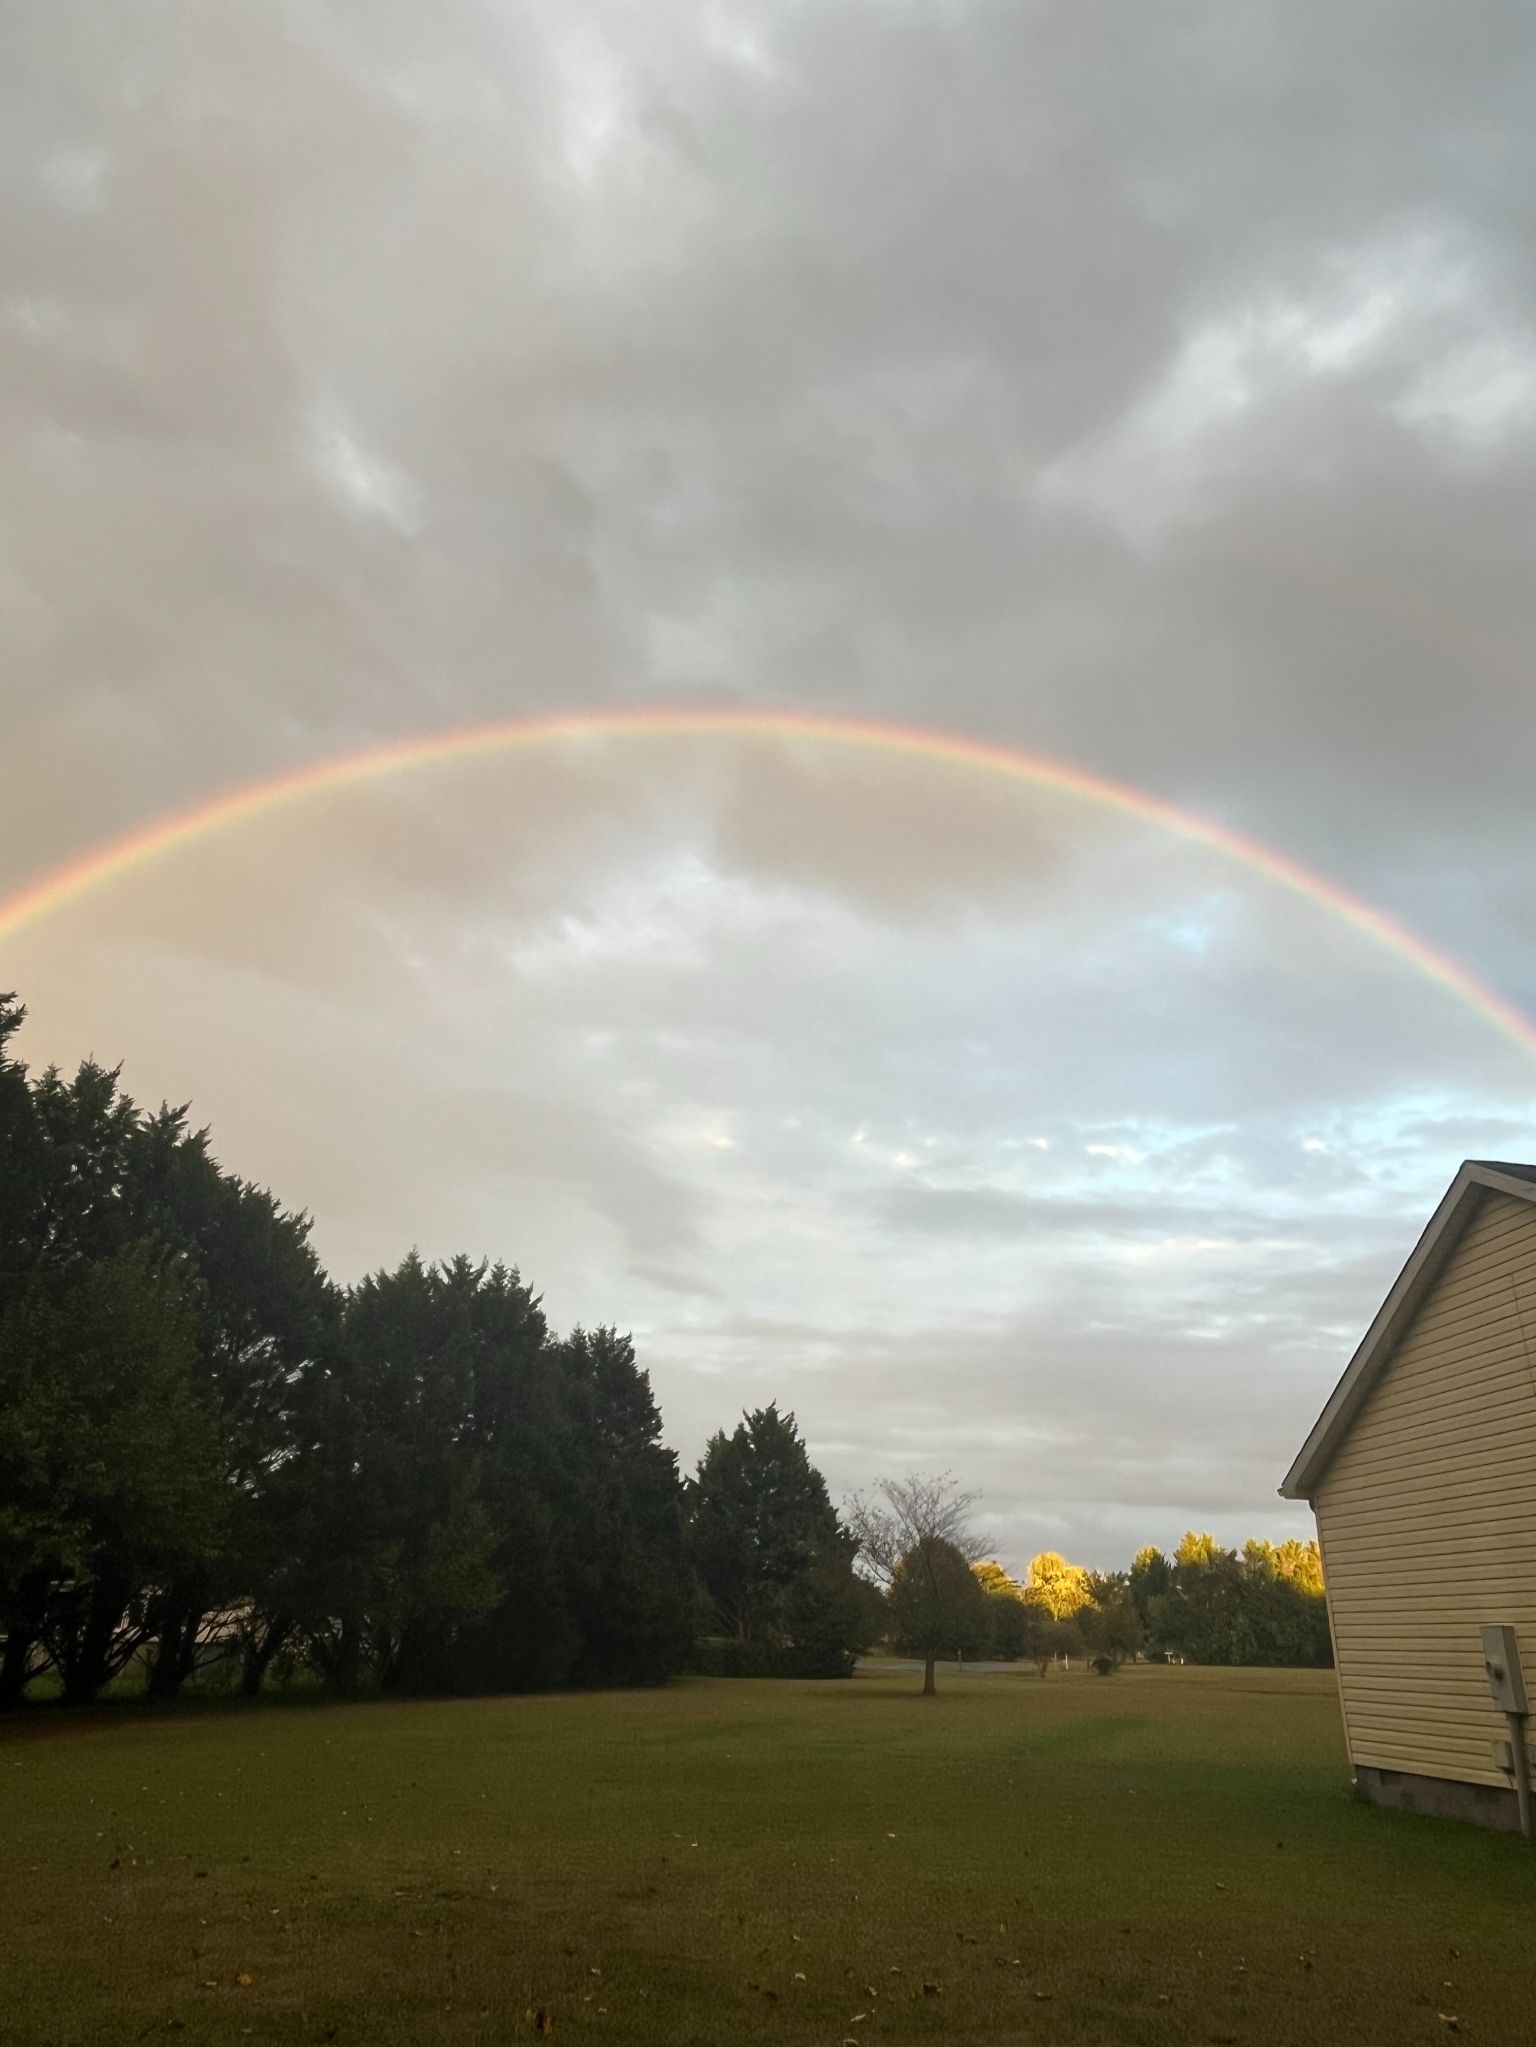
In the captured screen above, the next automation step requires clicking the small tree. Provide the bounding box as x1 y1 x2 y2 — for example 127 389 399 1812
1079 1570 1144 1667
1018 1595 1076 1677
887 1538 992 1678
845 1473 984 1696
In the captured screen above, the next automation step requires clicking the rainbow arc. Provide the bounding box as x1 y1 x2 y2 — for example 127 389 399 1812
3 707 1532 1061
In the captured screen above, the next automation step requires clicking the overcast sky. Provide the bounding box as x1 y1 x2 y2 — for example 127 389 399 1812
5 1 1536 1570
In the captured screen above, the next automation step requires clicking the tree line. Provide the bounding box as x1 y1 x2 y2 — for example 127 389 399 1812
831 1475 1329 1692
0 994 1328 1708
0 997 875 1706
955 1531 1330 1677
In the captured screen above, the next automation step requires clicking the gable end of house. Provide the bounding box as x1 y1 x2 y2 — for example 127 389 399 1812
1280 1160 1536 1501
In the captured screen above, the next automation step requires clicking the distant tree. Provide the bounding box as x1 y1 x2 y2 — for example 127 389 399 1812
1130 1547 1179 1613
972 1561 1030 1660
973 1559 1025 1600
1129 1545 1174 1650
1078 1570 1143 1666
1239 1538 1331 1666
1275 1537 1325 1598
887 1537 993 1675
1146 1531 1330 1668
687 1406 864 1675
1131 1545 1172 1600
1018 1595 1077 1677
846 1473 984 1695
1025 1550 1092 1620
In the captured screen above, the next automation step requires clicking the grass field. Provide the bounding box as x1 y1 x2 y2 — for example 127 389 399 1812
4 1665 1534 2047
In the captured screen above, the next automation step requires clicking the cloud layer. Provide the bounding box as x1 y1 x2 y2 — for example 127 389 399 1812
5 1 1536 1566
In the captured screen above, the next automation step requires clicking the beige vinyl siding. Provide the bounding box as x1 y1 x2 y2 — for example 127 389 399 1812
1313 1189 1536 1787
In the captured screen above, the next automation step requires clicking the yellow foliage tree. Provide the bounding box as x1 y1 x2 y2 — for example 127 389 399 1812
1275 1537 1325 1596
1025 1550 1091 1620
972 1559 1025 1602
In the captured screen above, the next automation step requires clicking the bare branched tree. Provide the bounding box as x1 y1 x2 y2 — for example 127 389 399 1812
845 1472 985 1696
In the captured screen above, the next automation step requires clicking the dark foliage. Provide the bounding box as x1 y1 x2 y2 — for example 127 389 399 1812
686 1405 868 1677
1129 1538 1332 1668
0 998 697 1705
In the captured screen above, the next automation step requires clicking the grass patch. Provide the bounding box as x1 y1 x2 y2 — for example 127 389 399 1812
3 1666 1533 2045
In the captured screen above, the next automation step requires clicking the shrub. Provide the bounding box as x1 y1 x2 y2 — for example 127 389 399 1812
688 1637 855 1679
1090 1654 1117 1677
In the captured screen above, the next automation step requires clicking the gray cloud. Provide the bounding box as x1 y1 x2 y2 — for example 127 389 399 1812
6 0 1536 1566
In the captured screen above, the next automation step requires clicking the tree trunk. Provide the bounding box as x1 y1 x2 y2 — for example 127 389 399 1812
331 1617 364 1697
922 1648 937 1697
378 1626 404 1692
60 1572 130 1706
241 1616 291 1698
146 1607 202 1699
0 1624 37 1708
2 1575 53 1707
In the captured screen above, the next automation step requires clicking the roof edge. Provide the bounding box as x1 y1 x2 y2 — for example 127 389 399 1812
1279 1160 1536 1502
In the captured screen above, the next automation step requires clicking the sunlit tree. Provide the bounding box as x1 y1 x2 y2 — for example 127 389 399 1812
1026 1550 1092 1620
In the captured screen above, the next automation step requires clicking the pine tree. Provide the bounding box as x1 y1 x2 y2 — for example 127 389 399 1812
687 1405 865 1675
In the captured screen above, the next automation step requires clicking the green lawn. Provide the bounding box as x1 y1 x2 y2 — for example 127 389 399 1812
3 1665 1533 2046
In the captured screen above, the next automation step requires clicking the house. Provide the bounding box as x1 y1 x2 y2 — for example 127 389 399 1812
1280 1160 1536 1831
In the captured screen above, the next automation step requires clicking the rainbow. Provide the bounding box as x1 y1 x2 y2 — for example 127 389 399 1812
3 705 1534 1060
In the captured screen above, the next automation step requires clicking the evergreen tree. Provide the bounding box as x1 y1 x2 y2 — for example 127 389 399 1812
560 1326 694 1686
687 1405 865 1675
0 1243 227 1704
